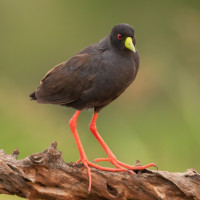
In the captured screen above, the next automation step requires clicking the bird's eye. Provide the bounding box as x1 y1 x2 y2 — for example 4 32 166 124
117 34 123 40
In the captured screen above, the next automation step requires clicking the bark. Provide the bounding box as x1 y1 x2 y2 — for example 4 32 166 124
0 142 199 200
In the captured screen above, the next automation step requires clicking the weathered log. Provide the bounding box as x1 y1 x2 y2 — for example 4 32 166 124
0 142 199 200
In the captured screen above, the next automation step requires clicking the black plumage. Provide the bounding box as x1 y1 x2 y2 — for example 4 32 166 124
30 24 140 112
29 24 156 191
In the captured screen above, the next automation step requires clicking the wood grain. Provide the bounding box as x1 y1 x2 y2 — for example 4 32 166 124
0 142 199 200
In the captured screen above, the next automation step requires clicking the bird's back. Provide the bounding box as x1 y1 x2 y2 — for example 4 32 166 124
30 34 140 112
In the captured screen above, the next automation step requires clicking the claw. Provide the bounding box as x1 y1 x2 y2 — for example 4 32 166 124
154 164 159 171
128 170 136 175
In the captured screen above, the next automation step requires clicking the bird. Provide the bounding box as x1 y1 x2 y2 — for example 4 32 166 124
30 23 156 191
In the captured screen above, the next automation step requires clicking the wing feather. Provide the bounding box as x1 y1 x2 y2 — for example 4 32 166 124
35 53 97 105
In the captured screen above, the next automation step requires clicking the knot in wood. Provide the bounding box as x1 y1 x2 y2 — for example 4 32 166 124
29 153 44 165
29 142 63 166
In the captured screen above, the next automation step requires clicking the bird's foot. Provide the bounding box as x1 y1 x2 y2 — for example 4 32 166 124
77 158 134 192
77 157 156 192
93 157 157 171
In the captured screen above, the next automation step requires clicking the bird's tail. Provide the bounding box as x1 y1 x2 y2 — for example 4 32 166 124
29 92 37 100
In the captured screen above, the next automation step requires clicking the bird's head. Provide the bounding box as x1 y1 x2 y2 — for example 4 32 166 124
110 24 136 53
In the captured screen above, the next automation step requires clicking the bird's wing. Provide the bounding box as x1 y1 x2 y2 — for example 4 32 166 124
35 53 99 105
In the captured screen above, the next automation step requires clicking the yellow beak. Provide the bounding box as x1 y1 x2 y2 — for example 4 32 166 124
125 37 136 52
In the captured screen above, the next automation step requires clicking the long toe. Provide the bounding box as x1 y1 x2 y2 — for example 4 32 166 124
82 161 92 192
93 158 111 163
127 163 158 171
92 157 157 171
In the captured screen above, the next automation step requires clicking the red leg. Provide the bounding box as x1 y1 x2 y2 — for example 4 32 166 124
69 111 92 191
69 111 88 162
69 111 127 192
89 112 157 171
89 113 117 164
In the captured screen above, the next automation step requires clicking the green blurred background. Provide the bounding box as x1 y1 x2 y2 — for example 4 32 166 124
0 0 200 199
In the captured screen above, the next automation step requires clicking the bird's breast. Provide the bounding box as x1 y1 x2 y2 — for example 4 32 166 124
94 52 135 99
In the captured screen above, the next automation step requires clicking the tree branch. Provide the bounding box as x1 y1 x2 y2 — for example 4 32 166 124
0 142 199 200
